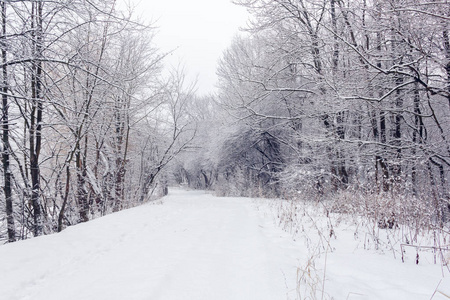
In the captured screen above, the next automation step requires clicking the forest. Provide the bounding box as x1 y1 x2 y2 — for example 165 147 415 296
0 0 449 243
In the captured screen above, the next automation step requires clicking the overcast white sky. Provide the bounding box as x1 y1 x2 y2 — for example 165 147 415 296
129 0 249 96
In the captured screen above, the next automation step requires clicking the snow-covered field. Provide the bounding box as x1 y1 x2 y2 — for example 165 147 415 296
0 188 448 299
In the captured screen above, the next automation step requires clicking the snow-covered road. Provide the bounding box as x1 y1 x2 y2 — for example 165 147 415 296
0 189 300 300
1 188 448 300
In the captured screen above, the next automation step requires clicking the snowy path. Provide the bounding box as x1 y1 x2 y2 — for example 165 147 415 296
0 189 300 300
1 188 448 300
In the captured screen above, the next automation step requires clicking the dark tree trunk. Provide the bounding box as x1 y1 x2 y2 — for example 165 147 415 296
376 15 390 192
30 1 44 236
331 0 348 187
1 2 15 242
393 73 403 180
411 83 425 196
443 28 450 109
76 138 89 222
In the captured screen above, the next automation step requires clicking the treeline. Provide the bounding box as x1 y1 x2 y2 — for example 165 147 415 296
176 0 450 229
0 0 195 242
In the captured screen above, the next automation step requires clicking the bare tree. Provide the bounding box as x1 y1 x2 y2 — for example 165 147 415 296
205 0 450 227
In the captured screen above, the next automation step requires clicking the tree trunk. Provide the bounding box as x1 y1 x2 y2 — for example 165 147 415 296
1 2 15 242
393 73 403 181
442 26 450 110
57 165 71 232
331 0 348 187
411 82 425 196
29 1 44 236
376 7 389 192
76 138 89 222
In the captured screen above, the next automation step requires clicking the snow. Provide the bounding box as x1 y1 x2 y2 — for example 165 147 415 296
0 188 448 299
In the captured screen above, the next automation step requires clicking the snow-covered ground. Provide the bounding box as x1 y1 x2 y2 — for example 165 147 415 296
0 188 448 299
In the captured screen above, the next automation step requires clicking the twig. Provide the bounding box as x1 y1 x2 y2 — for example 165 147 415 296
429 279 442 300
321 245 328 300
